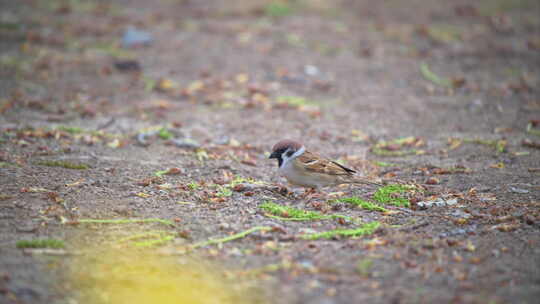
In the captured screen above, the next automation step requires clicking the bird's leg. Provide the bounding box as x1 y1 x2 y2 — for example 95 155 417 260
300 188 316 199
302 188 327 202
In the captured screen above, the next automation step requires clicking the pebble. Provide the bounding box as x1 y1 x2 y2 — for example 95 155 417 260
438 225 477 238
121 26 153 48
304 65 320 76
509 187 529 194
170 138 200 149
417 197 458 209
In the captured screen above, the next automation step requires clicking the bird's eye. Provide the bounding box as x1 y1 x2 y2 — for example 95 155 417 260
286 150 294 157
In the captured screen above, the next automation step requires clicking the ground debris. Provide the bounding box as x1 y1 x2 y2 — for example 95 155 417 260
522 139 540 149
371 136 425 157
416 197 458 209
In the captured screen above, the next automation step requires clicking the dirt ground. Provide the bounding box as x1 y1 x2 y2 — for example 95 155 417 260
1 0 539 303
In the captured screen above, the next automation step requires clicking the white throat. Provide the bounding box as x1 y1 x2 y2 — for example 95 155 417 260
280 146 305 169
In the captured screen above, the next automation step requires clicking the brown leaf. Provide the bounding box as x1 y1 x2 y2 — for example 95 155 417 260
425 177 440 185
522 139 540 149
241 159 257 166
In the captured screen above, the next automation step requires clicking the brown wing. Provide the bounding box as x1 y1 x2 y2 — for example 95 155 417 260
296 151 356 176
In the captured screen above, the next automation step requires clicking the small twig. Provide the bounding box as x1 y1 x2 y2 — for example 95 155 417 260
191 226 272 249
97 117 116 130
420 62 452 87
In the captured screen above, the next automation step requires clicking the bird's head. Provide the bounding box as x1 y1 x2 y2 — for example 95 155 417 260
269 140 304 167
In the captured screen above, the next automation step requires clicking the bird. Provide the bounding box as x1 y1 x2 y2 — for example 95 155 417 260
269 139 382 191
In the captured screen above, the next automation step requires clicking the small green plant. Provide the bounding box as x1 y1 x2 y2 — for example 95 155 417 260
260 201 350 221
373 184 411 207
264 1 293 18
374 161 398 167
337 197 388 212
57 126 85 134
216 186 233 197
276 96 315 107
300 221 380 240
37 160 89 170
158 128 174 140
187 182 199 190
16 239 65 249
229 176 265 187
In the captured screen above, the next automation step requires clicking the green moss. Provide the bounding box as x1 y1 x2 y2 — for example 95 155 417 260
158 128 174 140
16 239 65 249
373 184 411 207
276 96 316 107
230 176 265 187
374 161 398 167
264 1 293 17
187 182 200 190
337 197 388 212
37 160 90 170
301 221 380 240
260 201 350 221
57 126 85 134
216 186 233 197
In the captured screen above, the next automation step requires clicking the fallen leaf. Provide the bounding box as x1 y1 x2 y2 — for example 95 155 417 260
136 192 151 198
490 162 505 169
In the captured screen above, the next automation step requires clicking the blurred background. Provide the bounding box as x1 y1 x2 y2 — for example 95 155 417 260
1 0 539 304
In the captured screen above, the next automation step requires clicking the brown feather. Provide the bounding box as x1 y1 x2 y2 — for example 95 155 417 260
297 151 356 176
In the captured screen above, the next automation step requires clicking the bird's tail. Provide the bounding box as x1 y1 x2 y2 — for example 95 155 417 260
349 177 384 187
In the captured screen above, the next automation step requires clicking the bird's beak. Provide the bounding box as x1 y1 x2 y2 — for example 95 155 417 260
269 151 279 159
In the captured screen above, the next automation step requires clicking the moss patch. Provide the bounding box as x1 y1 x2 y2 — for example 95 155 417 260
300 221 380 240
373 184 411 207
37 160 90 170
57 126 85 134
16 239 65 249
260 201 350 221
337 197 388 212
264 1 293 18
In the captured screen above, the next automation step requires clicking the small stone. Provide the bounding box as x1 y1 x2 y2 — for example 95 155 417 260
446 198 458 206
170 138 200 149
304 65 320 76
121 26 152 48
425 177 440 185
509 187 529 194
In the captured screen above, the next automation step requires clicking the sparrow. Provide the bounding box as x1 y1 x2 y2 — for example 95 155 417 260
269 140 382 190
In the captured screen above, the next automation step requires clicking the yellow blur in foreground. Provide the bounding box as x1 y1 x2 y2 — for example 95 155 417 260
67 247 265 304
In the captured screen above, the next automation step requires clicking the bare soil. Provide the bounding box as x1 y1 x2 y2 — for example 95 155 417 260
1 0 539 303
